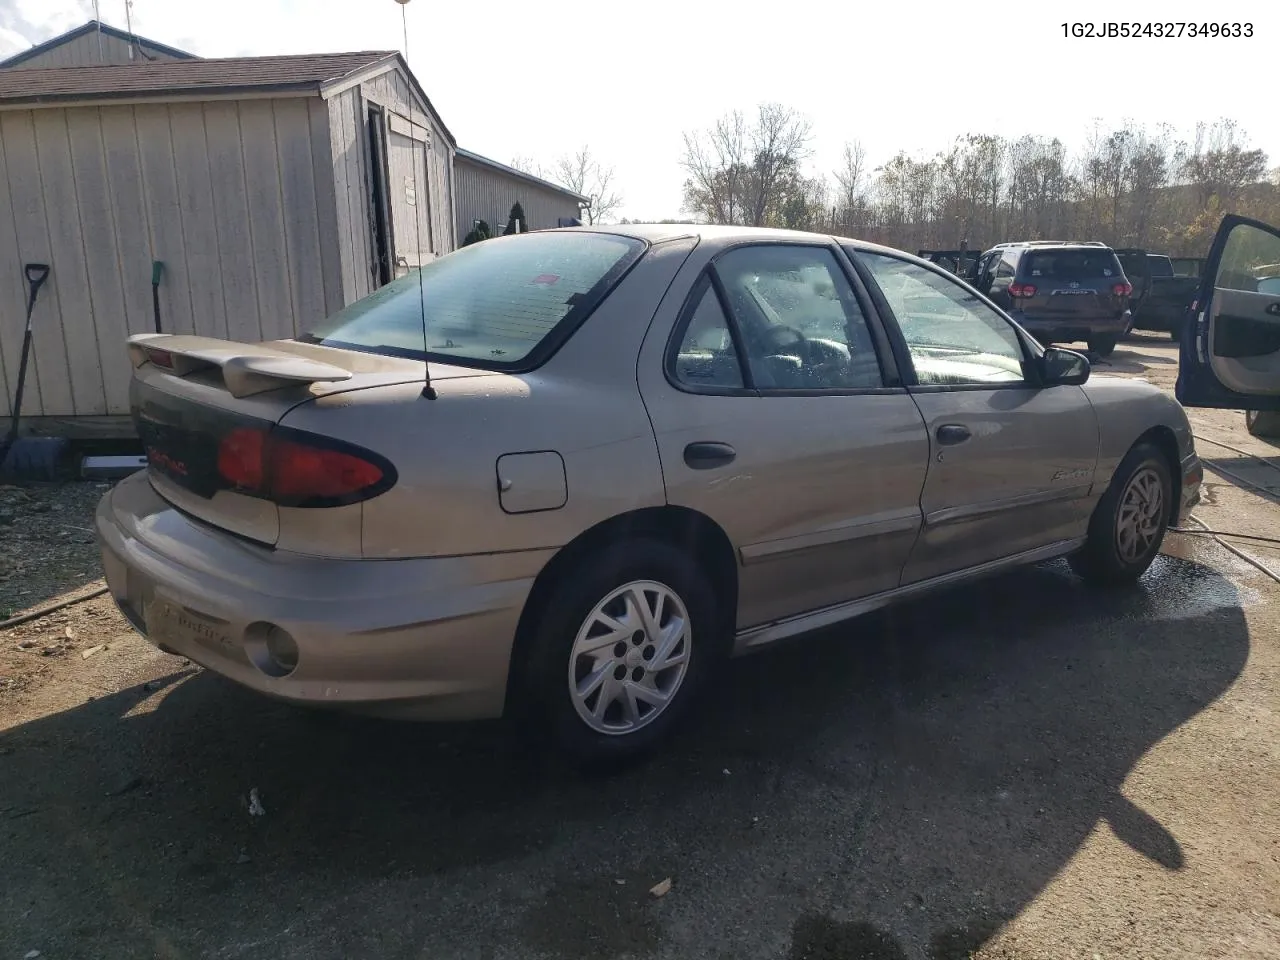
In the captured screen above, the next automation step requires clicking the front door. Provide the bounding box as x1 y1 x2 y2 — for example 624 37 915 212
1176 214 1280 415
850 249 1099 583
637 242 931 632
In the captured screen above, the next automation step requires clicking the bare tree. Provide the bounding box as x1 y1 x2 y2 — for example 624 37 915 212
832 141 868 234
680 104 812 226
553 147 623 224
509 155 546 178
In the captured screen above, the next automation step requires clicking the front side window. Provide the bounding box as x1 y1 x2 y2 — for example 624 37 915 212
858 252 1027 386
712 245 883 390
299 231 645 369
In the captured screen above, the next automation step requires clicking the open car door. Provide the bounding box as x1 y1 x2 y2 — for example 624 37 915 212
1176 214 1280 421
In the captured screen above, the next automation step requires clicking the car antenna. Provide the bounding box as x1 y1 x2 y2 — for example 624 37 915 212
396 0 435 398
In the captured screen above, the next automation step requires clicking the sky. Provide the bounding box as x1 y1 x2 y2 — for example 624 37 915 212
1 0 1275 222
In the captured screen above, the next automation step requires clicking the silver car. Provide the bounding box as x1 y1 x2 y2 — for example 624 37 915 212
97 225 1203 761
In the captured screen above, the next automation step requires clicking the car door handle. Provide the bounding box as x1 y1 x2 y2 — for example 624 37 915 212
935 424 972 446
684 442 736 470
1266 302 1280 316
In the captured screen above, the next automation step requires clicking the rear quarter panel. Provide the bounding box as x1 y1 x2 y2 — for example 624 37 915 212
279 236 699 559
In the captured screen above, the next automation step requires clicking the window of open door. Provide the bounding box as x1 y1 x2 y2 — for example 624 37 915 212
1176 214 1280 434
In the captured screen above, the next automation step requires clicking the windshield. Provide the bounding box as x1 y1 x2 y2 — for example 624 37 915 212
1023 250 1123 281
299 232 645 368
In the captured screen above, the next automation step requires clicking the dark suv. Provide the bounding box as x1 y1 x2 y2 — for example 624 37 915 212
971 241 1133 356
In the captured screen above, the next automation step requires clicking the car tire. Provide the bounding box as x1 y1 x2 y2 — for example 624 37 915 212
1088 336 1118 357
1069 441 1172 587
521 540 723 764
1246 409 1280 438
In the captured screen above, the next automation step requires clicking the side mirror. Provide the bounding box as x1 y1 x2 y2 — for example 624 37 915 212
1040 346 1090 386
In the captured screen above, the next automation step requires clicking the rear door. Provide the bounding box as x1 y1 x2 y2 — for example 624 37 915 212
1019 248 1128 321
1176 214 1280 412
637 241 930 632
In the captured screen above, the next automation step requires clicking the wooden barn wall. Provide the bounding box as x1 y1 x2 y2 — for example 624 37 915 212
453 159 582 241
0 97 343 418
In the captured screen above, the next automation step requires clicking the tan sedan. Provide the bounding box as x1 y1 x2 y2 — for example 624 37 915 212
97 225 1204 761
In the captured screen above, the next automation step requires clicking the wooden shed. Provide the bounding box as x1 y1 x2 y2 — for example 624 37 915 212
454 149 588 239
0 19 197 70
0 50 456 428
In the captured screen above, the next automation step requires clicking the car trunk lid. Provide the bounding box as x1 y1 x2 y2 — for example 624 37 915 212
128 334 485 546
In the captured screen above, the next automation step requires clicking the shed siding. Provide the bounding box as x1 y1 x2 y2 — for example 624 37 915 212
0 99 338 417
326 86 372 304
358 71 455 259
454 158 582 240
3 31 185 69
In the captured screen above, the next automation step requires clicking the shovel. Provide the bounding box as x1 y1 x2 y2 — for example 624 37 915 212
0 263 68 481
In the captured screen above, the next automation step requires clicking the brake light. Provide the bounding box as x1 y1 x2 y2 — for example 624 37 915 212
1009 283 1037 298
1112 282 1133 297
215 427 393 507
147 349 174 369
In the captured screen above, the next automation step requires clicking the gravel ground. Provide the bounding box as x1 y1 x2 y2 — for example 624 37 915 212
1 336 1278 960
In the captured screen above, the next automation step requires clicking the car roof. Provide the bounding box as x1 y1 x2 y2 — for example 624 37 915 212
552 223 937 264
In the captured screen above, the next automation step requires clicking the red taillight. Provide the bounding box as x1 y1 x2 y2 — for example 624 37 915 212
1113 282 1133 297
1009 282 1037 298
148 348 174 369
270 436 385 501
215 428 391 506
218 427 267 490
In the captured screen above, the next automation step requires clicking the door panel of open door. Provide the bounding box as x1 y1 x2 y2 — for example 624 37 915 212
1176 214 1280 412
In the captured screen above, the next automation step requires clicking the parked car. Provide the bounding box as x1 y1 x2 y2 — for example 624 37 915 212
99 224 1214 762
1114 249 1200 340
970 241 1133 356
1176 214 1280 438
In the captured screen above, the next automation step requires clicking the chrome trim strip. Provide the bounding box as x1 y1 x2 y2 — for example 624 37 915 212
739 508 921 564
924 484 1092 527
733 537 1086 653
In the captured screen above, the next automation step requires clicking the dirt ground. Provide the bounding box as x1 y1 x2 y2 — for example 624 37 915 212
1 334 1278 960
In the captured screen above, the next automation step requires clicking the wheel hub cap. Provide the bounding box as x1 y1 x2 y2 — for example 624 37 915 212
1116 465 1165 563
568 580 691 736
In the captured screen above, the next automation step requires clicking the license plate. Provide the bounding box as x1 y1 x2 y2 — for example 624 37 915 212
1052 289 1092 296
147 600 236 653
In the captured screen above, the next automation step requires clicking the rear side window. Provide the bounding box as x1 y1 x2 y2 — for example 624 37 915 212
1022 250 1122 281
299 232 645 369
1147 257 1175 278
673 283 745 389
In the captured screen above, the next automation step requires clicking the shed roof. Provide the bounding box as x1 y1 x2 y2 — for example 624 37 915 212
0 50 397 104
0 19 198 68
0 49 457 144
455 148 590 205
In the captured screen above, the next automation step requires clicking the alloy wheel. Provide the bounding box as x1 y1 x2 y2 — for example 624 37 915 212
567 580 691 736
1116 465 1165 563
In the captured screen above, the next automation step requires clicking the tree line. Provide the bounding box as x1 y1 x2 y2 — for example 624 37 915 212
677 106 1280 257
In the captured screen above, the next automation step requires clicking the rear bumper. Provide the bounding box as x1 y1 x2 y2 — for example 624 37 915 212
1014 311 1131 342
95 472 552 720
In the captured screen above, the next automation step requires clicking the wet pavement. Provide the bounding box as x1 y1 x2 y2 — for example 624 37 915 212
2 335 1278 959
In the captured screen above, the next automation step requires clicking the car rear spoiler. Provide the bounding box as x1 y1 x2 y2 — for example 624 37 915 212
126 334 353 398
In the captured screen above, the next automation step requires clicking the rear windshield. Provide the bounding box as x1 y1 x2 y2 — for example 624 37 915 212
1022 250 1122 281
299 232 645 368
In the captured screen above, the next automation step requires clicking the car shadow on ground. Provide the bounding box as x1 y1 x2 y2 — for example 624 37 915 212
0 553 1254 959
